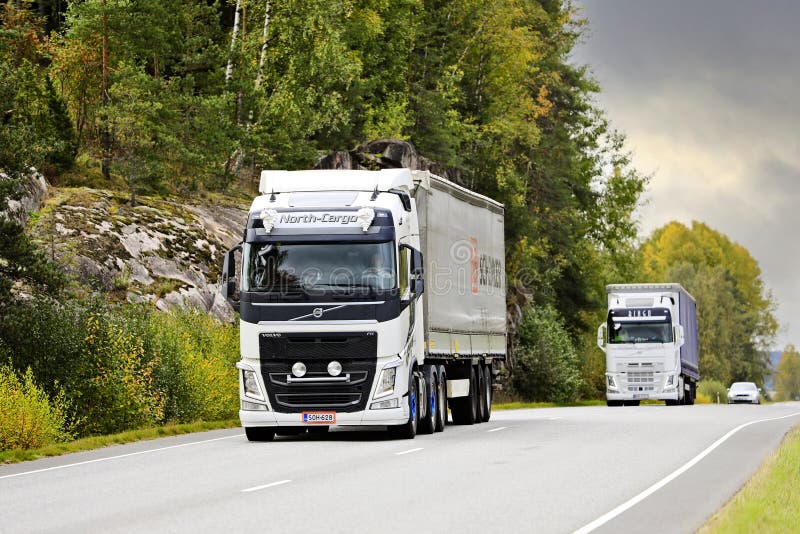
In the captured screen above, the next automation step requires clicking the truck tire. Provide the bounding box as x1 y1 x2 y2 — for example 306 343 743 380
475 364 486 424
435 365 446 432
245 427 276 442
606 400 623 407
388 371 419 439
685 381 696 405
450 366 477 425
481 364 492 422
418 366 437 435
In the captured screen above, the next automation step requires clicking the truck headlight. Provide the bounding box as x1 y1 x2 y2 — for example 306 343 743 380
664 374 676 390
374 366 397 399
242 369 264 401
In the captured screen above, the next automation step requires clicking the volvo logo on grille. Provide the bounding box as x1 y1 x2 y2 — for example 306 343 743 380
312 308 324 318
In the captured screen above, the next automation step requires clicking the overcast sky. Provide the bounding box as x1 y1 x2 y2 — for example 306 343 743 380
571 0 800 350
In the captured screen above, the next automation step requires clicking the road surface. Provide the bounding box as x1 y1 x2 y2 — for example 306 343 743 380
2 402 799 534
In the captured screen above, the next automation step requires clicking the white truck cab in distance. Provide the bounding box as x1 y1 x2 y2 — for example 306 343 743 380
597 283 699 406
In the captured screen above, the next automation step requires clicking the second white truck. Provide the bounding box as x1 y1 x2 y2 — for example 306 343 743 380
222 168 506 440
597 283 699 406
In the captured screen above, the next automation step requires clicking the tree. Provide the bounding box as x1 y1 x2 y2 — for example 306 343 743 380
640 221 777 385
776 345 800 402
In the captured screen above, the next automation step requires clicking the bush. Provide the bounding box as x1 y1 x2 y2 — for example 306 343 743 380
698 379 728 404
511 306 584 403
0 297 238 440
144 309 239 423
0 365 74 451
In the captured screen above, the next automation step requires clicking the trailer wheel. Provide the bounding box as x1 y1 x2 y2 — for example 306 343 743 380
388 371 419 439
481 364 492 422
418 366 437 435
450 366 478 425
245 427 275 442
435 366 446 432
475 365 486 424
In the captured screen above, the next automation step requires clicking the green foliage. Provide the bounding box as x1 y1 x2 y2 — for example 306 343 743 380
698 379 729 404
0 364 74 451
0 300 238 437
640 221 777 385
775 345 800 402
512 306 584 403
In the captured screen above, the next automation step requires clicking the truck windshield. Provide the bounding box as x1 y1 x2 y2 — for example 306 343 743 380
608 320 673 344
243 241 396 293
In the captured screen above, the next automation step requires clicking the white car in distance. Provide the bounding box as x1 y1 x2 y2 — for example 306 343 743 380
727 382 761 404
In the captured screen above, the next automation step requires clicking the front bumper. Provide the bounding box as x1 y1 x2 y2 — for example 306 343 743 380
728 397 759 404
606 390 680 402
240 406 409 428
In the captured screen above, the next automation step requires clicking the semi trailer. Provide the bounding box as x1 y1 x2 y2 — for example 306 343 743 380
597 283 699 406
222 168 506 440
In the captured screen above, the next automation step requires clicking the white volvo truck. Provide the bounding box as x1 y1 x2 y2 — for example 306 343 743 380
222 168 506 440
597 283 699 406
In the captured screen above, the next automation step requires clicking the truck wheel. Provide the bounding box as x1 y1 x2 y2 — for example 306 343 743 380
450 366 477 425
418 366 437 435
685 382 696 405
481 364 492 422
388 372 419 439
606 400 623 407
245 427 275 442
435 366 446 432
665 399 678 406
475 365 486 424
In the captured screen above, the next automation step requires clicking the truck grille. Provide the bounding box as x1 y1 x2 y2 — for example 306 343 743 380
625 371 656 392
258 331 377 413
261 359 376 413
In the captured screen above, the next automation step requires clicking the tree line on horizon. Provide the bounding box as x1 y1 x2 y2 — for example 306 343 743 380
0 0 784 450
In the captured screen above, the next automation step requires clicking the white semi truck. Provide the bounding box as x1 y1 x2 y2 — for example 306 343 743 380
222 168 506 440
597 283 699 406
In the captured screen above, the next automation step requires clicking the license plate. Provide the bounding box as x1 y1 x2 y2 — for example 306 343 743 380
632 394 649 400
303 412 335 424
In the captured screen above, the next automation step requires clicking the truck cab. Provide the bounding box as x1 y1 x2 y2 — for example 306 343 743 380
597 284 699 406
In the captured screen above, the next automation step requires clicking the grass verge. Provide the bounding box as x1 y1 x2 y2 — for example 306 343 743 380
699 425 800 533
0 419 240 465
492 400 605 410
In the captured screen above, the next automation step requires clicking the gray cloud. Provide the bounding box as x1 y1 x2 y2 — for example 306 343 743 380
573 0 800 349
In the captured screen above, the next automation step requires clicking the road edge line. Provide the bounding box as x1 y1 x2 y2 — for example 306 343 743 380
572 410 800 534
0 433 242 480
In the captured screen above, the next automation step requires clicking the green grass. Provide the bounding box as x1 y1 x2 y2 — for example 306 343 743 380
700 425 800 533
0 419 240 465
492 400 605 410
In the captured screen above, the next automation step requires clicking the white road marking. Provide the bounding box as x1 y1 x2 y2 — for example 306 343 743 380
487 426 507 433
546 417 563 421
395 447 424 456
241 479 292 493
0 434 241 481
572 411 800 534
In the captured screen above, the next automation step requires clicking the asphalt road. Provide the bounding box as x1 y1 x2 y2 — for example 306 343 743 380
2 402 799 534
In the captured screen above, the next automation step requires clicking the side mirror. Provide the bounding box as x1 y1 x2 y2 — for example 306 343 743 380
675 325 685 348
412 249 424 277
411 277 424 295
221 243 242 312
597 324 606 350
